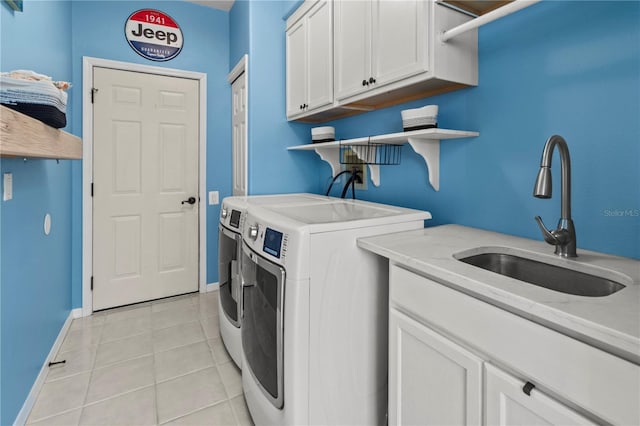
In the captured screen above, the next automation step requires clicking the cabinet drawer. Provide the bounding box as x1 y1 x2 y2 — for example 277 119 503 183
390 263 640 425
485 363 596 425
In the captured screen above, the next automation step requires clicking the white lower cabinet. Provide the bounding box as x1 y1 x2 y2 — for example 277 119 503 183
485 363 596 426
389 309 482 425
388 263 639 425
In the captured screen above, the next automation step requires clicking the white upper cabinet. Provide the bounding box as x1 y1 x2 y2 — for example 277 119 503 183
373 0 428 87
286 19 307 118
333 0 372 100
286 0 333 119
287 0 478 122
335 0 428 101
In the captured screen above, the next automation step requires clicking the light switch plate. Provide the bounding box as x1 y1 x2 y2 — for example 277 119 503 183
3 173 13 201
208 191 219 205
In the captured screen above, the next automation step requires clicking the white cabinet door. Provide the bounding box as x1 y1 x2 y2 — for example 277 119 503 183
389 309 483 426
306 0 333 110
485 363 597 426
334 0 371 101
372 0 428 87
286 18 307 118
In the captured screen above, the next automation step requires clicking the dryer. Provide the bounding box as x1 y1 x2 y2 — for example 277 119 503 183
240 198 431 425
217 193 332 368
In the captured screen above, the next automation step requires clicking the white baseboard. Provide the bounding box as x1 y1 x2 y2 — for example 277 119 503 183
13 311 75 426
206 282 219 292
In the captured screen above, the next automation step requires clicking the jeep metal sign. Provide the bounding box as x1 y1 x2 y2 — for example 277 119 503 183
125 9 183 61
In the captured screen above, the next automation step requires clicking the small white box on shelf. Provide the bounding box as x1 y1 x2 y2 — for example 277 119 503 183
401 105 438 131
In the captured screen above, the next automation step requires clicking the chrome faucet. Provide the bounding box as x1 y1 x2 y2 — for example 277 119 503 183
533 135 577 258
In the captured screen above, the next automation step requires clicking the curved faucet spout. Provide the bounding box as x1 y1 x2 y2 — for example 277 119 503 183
533 135 577 257
534 135 572 219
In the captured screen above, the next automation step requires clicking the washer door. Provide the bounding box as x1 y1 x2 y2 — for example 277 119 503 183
241 242 285 409
218 225 241 326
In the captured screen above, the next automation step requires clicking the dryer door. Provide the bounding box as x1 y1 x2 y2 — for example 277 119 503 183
241 242 285 409
219 225 241 326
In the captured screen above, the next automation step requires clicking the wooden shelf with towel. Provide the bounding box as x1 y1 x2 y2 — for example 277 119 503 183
0 105 82 159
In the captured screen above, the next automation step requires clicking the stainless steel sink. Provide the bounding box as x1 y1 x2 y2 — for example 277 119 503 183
458 253 626 297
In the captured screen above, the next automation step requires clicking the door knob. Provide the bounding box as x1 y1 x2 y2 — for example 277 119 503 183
181 197 197 205
369 77 376 84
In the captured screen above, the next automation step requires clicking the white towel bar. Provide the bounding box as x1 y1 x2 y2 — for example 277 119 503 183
439 0 542 42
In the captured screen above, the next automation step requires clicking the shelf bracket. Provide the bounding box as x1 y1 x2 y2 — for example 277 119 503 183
407 138 440 191
313 146 341 178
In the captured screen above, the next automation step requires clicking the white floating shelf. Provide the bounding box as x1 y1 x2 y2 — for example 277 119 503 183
288 128 479 191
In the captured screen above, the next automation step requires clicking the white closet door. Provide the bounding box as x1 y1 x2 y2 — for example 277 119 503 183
231 70 247 196
93 67 199 310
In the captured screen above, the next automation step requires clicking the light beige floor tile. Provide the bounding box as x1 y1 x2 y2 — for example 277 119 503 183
94 332 152 367
195 294 218 318
164 401 237 426
230 395 254 426
208 337 233 365
85 355 154 404
156 367 228 424
217 361 243 398
103 304 151 324
68 315 104 332
59 327 102 353
46 346 96 382
152 295 195 313
27 408 82 426
153 305 199 330
100 314 152 343
154 341 215 383
79 386 156 426
201 314 221 339
153 321 205 353
28 372 90 423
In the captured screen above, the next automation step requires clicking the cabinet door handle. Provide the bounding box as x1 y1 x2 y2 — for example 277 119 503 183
369 77 376 84
362 79 368 87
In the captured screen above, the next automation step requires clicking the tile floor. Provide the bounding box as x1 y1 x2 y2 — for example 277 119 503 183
26 292 254 426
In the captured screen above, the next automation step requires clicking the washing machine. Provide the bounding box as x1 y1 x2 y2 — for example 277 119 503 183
217 193 332 368
240 198 431 425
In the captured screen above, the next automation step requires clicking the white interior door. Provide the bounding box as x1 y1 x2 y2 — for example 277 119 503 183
92 67 199 310
231 71 247 196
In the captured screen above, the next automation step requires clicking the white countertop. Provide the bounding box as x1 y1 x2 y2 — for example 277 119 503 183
358 224 640 364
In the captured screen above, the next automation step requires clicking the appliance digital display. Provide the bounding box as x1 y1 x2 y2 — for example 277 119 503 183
263 228 283 258
229 210 241 228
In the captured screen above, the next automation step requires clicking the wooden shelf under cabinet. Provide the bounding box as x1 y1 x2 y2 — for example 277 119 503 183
0 105 82 159
445 0 513 16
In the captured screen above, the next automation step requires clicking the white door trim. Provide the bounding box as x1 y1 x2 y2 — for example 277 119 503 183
82 56 207 316
227 54 248 195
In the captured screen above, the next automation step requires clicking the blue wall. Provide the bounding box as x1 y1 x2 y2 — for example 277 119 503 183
0 2 74 424
69 0 231 304
229 0 250 67
230 0 321 195
318 1 639 259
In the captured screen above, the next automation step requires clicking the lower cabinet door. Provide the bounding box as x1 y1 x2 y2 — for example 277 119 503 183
389 308 483 426
485 363 597 425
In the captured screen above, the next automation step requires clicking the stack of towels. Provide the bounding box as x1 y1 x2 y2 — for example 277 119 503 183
0 70 70 128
